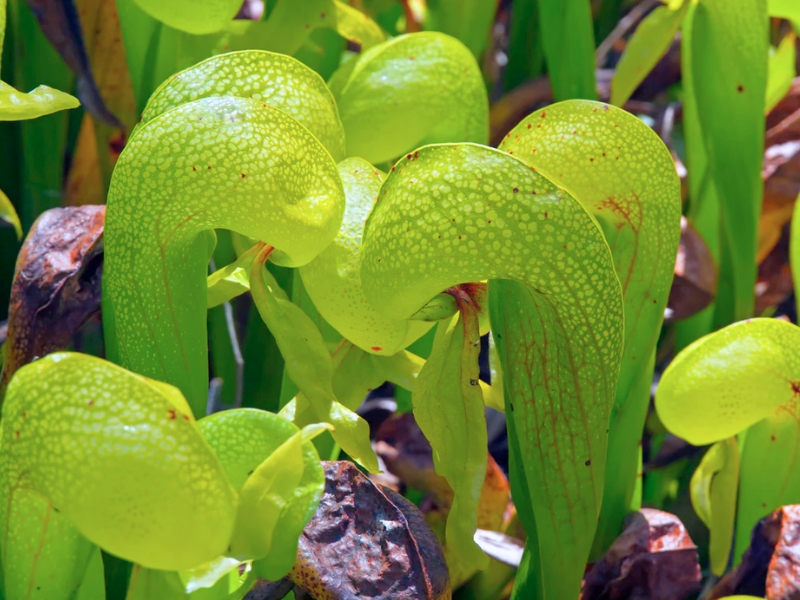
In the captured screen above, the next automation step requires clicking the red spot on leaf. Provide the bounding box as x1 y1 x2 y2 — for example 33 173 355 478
168 409 177 420
737 84 744 93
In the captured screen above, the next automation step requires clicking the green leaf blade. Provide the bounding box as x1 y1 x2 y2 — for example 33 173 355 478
301 158 433 356
500 99 682 550
610 3 689 107
0 81 79 121
361 142 624 599
656 318 800 445
414 308 488 572
138 50 346 161
329 32 489 163
1 353 237 571
104 96 345 416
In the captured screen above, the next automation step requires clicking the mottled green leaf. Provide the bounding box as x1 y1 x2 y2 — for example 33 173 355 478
414 302 488 571
500 100 682 551
249 253 378 472
0 80 79 121
537 0 596 100
301 158 433 355
610 2 689 107
2 488 94 600
361 143 624 599
1 353 237 571
104 92 345 416
328 32 489 163
198 408 325 580
691 437 739 576
656 319 800 444
655 318 800 560
138 50 346 160
766 32 796 113
0 188 21 239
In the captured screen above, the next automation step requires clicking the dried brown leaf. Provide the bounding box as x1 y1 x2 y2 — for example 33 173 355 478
0 205 105 389
288 461 451 600
704 504 800 600
375 412 513 587
25 0 121 127
665 216 717 322
581 508 702 600
758 77 800 264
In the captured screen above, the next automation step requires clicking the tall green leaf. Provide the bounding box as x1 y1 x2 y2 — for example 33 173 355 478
500 101 682 552
424 0 496 58
414 301 488 572
361 142 624 599
248 253 378 472
536 0 596 100
610 1 689 107
690 0 768 324
103 51 347 416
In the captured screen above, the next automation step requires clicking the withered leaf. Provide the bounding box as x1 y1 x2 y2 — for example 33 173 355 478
288 461 451 600
0 205 105 390
25 0 121 127
704 505 800 600
581 508 702 600
665 216 717 322
758 77 800 264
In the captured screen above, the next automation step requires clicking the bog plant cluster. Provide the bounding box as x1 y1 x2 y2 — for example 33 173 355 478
0 0 798 599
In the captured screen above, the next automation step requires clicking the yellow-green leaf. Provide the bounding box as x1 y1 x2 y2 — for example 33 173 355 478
0 187 21 239
300 158 433 355
198 408 325 581
250 255 378 472
611 2 689 107
228 424 329 560
656 318 800 560
413 305 489 572
766 32 797 113
105 89 345 416
0 80 79 120
328 32 489 163
362 142 624 599
690 437 739 576
1 353 237 571
138 50 345 161
132 0 241 35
